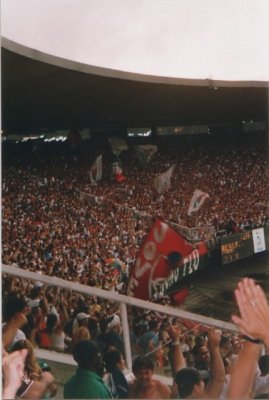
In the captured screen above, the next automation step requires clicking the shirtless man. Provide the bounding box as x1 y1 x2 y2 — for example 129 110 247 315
175 328 225 399
128 324 184 399
128 356 171 399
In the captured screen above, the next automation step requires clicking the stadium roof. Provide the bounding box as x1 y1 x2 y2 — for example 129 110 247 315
1 0 268 133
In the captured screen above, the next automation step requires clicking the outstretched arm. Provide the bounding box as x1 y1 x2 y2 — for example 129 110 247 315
227 340 261 399
168 324 186 376
228 278 268 399
167 324 186 398
204 329 225 399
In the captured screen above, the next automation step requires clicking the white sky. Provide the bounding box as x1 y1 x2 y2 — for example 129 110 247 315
1 0 269 81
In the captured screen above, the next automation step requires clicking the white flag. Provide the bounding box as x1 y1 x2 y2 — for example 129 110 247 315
153 165 175 194
187 189 209 216
108 137 128 157
90 155 102 185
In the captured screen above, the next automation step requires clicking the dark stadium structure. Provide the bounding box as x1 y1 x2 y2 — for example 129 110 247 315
1 47 268 134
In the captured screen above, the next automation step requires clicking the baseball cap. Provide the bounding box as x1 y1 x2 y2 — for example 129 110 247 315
76 312 90 321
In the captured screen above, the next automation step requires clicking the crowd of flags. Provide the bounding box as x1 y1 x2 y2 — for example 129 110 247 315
89 138 209 215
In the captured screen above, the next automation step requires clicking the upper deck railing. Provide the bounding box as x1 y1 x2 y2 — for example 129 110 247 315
2 263 238 371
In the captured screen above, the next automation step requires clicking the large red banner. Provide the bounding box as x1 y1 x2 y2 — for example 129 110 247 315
127 219 208 300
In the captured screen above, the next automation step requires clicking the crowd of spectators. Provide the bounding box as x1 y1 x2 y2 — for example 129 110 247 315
2 135 269 398
2 277 269 399
2 137 269 287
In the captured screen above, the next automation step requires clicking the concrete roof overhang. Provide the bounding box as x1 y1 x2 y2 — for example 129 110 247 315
2 40 268 133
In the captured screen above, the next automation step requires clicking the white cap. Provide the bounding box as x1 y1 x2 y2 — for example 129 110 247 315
76 312 90 321
34 281 44 288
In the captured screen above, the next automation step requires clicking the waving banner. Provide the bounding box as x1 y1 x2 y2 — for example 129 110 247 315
90 155 102 185
187 189 209 216
153 165 175 194
127 219 208 300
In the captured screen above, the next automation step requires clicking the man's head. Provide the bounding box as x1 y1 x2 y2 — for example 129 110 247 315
103 349 125 372
148 319 158 332
192 344 210 367
3 296 28 323
76 312 90 327
107 314 121 333
73 339 103 375
220 335 232 355
132 356 154 388
175 368 205 398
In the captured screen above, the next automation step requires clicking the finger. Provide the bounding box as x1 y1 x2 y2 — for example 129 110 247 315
245 280 269 318
243 278 258 303
255 284 269 310
236 279 260 317
234 288 250 321
231 315 249 336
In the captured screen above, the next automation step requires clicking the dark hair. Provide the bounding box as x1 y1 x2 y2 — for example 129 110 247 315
220 335 230 346
99 316 110 333
259 355 269 376
3 296 27 322
73 339 99 369
175 367 201 398
192 344 203 357
194 335 205 346
11 339 28 351
46 313 58 334
103 349 122 372
148 319 158 330
254 393 269 399
30 286 42 299
46 293 54 303
132 356 154 373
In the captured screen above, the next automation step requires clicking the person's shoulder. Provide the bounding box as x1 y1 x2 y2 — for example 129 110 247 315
128 380 138 397
63 374 75 390
153 379 171 396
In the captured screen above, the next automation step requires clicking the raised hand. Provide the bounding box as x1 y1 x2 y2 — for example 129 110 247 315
3 348 28 399
167 323 181 342
232 278 269 346
208 328 222 349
